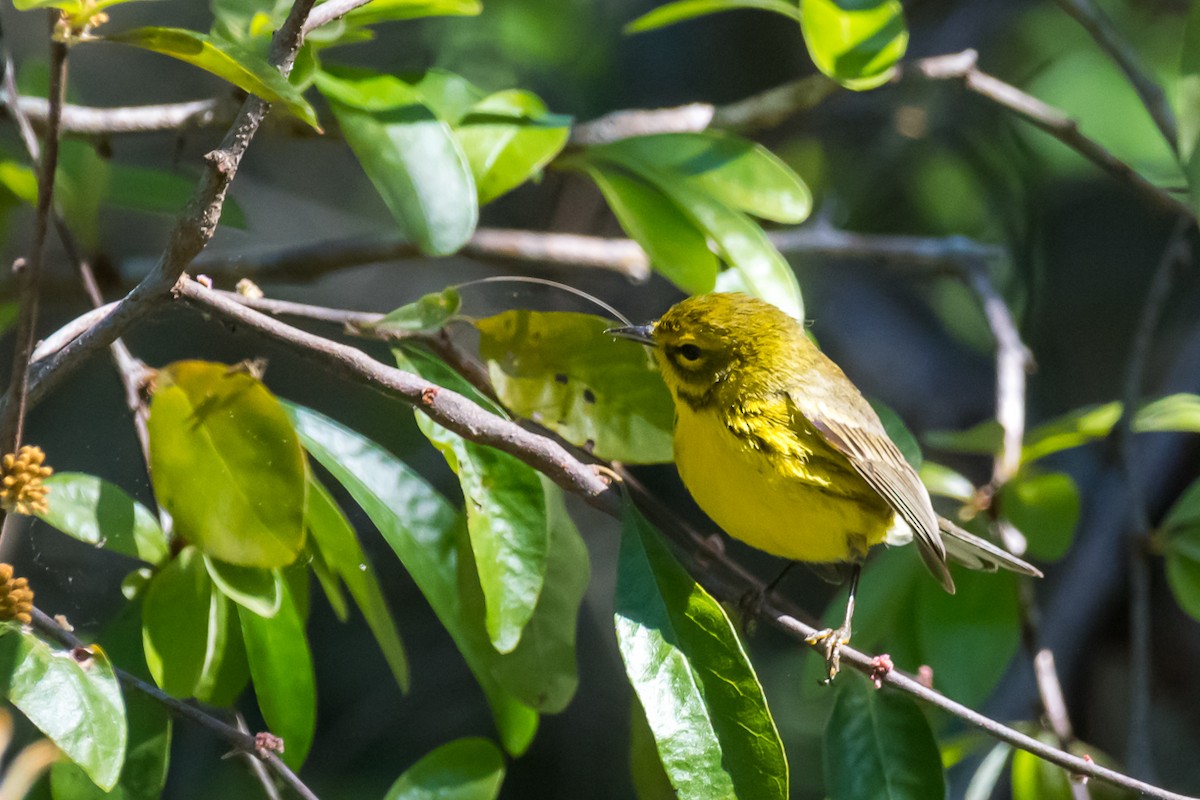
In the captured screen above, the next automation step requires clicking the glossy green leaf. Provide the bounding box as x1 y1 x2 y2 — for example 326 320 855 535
615 503 788 799
315 66 477 255
104 164 247 229
800 0 908 91
384 737 505 800
919 461 976 504
105 28 319 129
823 674 943 800
305 476 410 691
999 471 1080 562
412 69 488 125
346 0 482 26
629 696 677 800
475 309 676 463
0 624 125 791
625 0 801 33
576 161 720 294
50 688 172 800
456 90 571 203
285 403 539 756
141 547 249 705
148 360 307 569
239 580 316 769
37 473 167 564
204 556 283 618
869 399 921 469
589 133 811 224
396 349 551 654
367 287 462 335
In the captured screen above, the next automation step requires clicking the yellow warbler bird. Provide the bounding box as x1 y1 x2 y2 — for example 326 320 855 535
609 293 1041 681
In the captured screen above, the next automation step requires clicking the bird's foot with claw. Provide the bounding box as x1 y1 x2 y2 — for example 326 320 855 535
805 625 852 684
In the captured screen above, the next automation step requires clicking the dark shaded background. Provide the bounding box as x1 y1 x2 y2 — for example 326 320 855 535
2 0 1200 797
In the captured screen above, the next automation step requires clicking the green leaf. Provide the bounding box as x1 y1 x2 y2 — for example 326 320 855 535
628 696 677 800
999 471 1080 562
315 66 478 255
924 418 1004 456
412 69 488 125
1134 392 1200 433
148 360 308 569
963 742 1012 800
919 461 976 504
1010 731 1134 800
475 309 676 463
615 503 788 799
239 579 316 769
50 688 172 800
285 403 540 756
799 0 908 91
1022 402 1122 463
0 624 126 791
1164 476 1200 620
1163 475 1200 538
141 547 249 705
1180 2 1200 208
104 164 247 229
625 0 802 34
823 674 944 800
0 160 38 204
456 90 571 204
104 28 320 130
204 556 284 618
575 160 720 293
869 399 921 469
346 0 483 27
366 287 462 335
56 141 109 252
384 737 505 800
305 476 410 691
396 348 551 654
37 473 168 564
588 132 811 224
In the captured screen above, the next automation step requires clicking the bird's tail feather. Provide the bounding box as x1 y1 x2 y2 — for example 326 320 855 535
937 517 1043 578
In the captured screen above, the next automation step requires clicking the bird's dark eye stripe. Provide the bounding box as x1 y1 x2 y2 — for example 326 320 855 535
678 343 702 361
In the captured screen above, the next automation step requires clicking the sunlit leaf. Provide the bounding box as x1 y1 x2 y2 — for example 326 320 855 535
1022 402 1121 463
37 473 167 564
1134 392 1200 433
316 66 477 255
800 0 908 91
239 579 316 769
0 624 126 791
475 309 675 463
148 361 307 569
456 90 571 203
305 476 410 691
628 696 676 800
365 287 462 335
141 547 249 705
285 404 539 756
396 347 550 654
0 160 37 204
104 27 320 129
204 556 283 618
1011 730 1133 800
919 461 976 504
999 471 1079 562
574 161 720 294
963 742 1012 800
346 0 483 26
384 737 505 800
615 503 788 799
625 0 801 33
824 674 943 799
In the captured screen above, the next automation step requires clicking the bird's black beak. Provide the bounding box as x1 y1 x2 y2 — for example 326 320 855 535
605 323 656 345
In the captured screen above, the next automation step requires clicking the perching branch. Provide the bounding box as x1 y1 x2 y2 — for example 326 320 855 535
29 609 319 800
167 277 1198 800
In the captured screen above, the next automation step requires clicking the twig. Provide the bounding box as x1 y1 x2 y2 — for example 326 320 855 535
172 278 1199 800
0 0 319 427
1113 214 1193 780
904 50 1190 218
3 95 234 135
301 0 375 34
1052 0 1177 152
0 17 66 454
29 609 318 800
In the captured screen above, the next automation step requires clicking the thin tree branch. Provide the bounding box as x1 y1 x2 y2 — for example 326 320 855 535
301 0 375 34
171 278 1198 800
904 50 1190 218
3 95 234 135
1113 214 1193 780
29 609 318 800
1052 0 1177 152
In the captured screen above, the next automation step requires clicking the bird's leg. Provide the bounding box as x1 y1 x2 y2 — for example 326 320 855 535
805 563 861 684
736 561 796 632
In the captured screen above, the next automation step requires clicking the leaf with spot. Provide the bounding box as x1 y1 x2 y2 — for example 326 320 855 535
475 310 675 463
148 361 307 569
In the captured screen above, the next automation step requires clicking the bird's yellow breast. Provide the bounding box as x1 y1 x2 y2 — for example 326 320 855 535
673 400 896 564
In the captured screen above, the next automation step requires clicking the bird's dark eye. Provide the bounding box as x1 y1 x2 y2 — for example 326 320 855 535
678 343 702 361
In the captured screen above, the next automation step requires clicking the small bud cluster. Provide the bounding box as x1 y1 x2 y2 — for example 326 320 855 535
0 564 34 625
0 445 53 516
